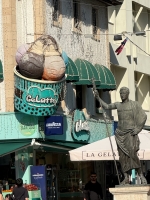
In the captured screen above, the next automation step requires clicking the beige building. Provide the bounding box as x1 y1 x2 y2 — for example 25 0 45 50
108 0 150 127
0 1 121 199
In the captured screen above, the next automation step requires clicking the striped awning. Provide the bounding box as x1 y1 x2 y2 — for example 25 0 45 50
65 57 79 82
95 64 116 90
73 59 100 86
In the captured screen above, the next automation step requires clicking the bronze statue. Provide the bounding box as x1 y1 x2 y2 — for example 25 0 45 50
93 86 147 185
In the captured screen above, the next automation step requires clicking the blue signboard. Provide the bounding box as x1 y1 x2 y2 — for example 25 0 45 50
45 116 63 136
30 166 47 200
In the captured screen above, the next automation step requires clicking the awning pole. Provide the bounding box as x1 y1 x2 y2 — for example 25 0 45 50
92 79 120 185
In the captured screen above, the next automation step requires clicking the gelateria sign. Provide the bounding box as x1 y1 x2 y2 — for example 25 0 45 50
81 150 145 161
22 86 58 107
72 110 90 141
75 120 89 132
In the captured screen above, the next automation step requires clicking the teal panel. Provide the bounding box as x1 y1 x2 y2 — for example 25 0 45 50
38 114 113 143
0 112 113 143
0 112 39 140
0 139 31 156
14 66 65 116
28 190 42 199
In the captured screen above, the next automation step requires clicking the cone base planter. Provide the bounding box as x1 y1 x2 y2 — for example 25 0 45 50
14 66 65 116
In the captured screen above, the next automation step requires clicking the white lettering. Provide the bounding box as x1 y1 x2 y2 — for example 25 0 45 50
46 122 61 127
75 120 89 132
32 174 43 177
26 95 57 105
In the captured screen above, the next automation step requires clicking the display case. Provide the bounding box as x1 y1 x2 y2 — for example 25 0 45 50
58 169 81 193
67 170 80 192
46 165 58 200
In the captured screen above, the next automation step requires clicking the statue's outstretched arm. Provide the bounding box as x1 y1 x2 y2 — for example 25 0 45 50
93 89 117 110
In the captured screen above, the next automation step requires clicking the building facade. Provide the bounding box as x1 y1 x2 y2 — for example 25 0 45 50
108 0 150 126
108 0 150 174
0 0 121 199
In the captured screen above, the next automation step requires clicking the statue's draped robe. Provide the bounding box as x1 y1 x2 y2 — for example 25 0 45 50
99 98 147 173
115 100 147 172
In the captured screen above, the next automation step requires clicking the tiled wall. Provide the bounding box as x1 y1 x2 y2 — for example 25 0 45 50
2 0 17 111
33 0 46 39
1 0 40 112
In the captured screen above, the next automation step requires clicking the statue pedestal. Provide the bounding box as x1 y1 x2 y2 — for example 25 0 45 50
109 185 150 200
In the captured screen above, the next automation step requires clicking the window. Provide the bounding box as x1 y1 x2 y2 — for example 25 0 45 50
53 0 62 27
134 72 138 101
95 90 102 108
76 85 83 109
95 90 103 113
73 1 81 32
92 7 100 41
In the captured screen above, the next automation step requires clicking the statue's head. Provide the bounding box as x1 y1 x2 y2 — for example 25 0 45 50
120 87 130 94
119 87 130 101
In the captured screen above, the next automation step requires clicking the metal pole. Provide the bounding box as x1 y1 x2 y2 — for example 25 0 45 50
92 79 120 185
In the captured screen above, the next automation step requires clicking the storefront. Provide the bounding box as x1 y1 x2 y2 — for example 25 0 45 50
0 109 114 199
0 139 94 200
0 50 117 199
0 153 16 189
35 149 94 200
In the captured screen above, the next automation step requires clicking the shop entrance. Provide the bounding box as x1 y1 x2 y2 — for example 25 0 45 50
0 153 16 191
36 150 94 200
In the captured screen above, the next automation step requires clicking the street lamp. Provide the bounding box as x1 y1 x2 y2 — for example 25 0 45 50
114 34 122 41
114 31 146 41
135 31 145 36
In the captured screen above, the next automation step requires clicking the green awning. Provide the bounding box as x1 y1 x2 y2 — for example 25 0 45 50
65 57 79 82
0 139 86 156
0 139 31 157
74 59 100 86
35 140 85 153
95 64 116 90
53 141 85 149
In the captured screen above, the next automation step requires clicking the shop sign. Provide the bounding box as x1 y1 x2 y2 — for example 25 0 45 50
81 150 145 161
22 86 58 108
75 120 89 132
72 110 90 141
82 150 119 160
31 166 47 200
45 116 63 135
19 115 37 136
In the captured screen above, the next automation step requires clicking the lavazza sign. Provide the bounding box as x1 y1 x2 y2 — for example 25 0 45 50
46 122 61 128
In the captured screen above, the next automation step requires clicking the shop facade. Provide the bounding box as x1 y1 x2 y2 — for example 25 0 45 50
0 110 114 200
